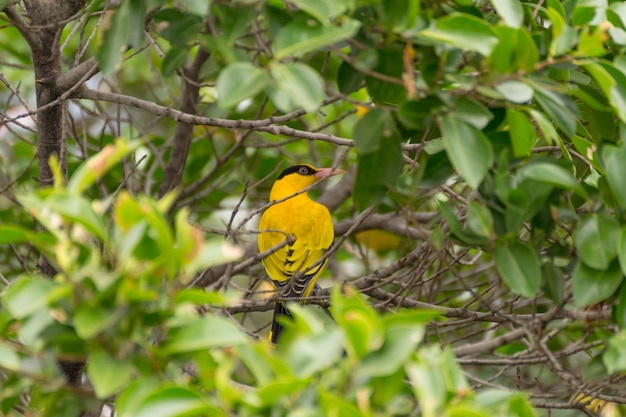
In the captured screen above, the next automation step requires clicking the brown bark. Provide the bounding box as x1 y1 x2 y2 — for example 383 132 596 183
5 0 90 388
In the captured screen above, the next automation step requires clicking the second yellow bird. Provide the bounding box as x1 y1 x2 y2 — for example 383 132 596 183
258 164 343 343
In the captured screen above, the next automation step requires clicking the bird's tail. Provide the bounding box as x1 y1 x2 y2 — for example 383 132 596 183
269 301 292 344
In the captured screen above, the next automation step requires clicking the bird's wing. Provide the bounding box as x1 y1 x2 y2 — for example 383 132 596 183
258 201 334 298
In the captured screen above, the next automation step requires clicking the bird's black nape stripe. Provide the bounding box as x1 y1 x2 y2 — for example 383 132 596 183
277 165 316 179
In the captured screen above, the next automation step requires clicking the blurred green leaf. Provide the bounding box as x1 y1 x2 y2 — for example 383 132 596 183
331 286 384 358
353 109 394 153
359 320 425 378
489 26 538 73
602 143 626 209
0 342 20 372
453 97 493 129
419 13 499 56
575 214 620 270
583 60 626 123
365 48 407 106
515 161 587 198
68 139 140 195
3 276 55 319
440 114 494 189
572 260 623 308
542 263 565 305
216 62 267 110
439 201 490 246
74 306 124 339
532 86 578 138
491 0 524 28
288 0 350 21
354 131 402 210
161 316 247 354
319 389 365 417
119 385 220 417
161 48 188 77
465 202 494 239
494 242 541 297
274 16 360 59
286 328 344 377
507 109 535 157
497 81 533 104
152 8 203 46
270 62 324 113
0 225 33 244
603 331 626 374
88 350 133 399
46 193 107 241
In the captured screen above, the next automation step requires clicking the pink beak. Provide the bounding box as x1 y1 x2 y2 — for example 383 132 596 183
315 167 345 180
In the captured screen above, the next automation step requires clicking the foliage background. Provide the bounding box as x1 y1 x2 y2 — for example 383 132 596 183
1 0 626 415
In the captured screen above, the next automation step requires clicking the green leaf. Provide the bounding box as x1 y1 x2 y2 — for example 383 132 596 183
337 61 363 95
492 0 524 28
46 193 107 241
353 109 395 153
617 227 626 277
74 306 124 339
507 109 535 157
3 276 56 319
419 13 499 56
0 342 20 371
68 138 140 195
119 385 219 417
0 225 32 244
439 201 490 247
152 8 203 46
331 286 384 358
583 60 626 123
602 143 626 209
397 97 445 130
161 316 247 354
88 350 133 399
572 261 623 308
270 62 324 113
365 48 406 106
494 242 541 297
161 48 187 77
453 97 493 129
288 0 350 21
497 81 534 104
542 263 565 305
532 86 578 138
353 132 402 209
359 321 425 378
489 27 539 73
216 62 267 110
515 161 587 198
97 2 130 75
604 331 626 374
575 214 620 270
578 27 607 57
287 329 344 377
440 114 494 189
465 202 494 239
319 389 365 417
274 16 361 59
529 109 559 144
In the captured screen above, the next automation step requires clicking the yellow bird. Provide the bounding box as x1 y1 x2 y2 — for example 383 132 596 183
258 164 343 343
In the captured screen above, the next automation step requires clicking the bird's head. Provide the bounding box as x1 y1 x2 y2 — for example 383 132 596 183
269 164 344 200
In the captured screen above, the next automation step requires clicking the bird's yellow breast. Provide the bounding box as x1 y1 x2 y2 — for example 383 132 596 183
258 194 333 286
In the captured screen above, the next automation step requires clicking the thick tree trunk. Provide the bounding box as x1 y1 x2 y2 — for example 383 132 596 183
6 0 89 387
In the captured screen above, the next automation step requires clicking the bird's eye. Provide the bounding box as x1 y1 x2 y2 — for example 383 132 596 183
298 166 310 175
